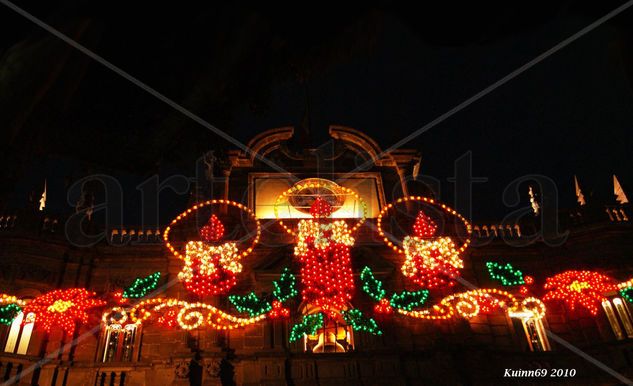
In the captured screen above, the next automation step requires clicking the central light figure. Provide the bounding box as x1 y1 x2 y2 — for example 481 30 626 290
294 197 355 315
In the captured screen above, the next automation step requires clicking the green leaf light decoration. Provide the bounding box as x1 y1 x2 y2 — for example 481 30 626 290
273 267 298 303
229 292 272 317
620 287 633 304
390 289 429 311
0 303 21 325
290 313 324 342
486 262 525 286
123 272 161 298
342 309 382 335
360 266 386 301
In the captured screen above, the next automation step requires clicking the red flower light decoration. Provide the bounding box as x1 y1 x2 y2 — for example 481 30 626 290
24 288 106 335
543 270 617 315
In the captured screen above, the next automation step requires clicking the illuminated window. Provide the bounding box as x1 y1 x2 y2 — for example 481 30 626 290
300 304 354 353
510 312 550 352
520 317 551 352
101 309 138 362
251 175 384 219
602 298 633 340
102 324 137 362
3 312 35 355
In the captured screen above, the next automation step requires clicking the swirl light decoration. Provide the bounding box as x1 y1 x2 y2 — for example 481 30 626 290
396 288 546 321
0 294 27 307
128 298 267 330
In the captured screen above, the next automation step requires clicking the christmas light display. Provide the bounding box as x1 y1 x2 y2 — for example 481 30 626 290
168 203 260 297
123 272 161 298
289 313 324 342
129 298 267 330
0 294 26 326
390 289 429 311
376 196 472 255
9 191 626 342
620 287 633 304
101 307 130 325
0 303 21 325
397 288 545 321
274 181 367 236
294 199 356 314
23 288 106 335
401 235 463 288
360 266 386 302
477 294 500 314
268 300 290 319
3 186 632 345
272 268 298 303
486 262 525 286
378 200 470 290
342 309 382 335
200 214 225 242
126 266 298 329
543 271 617 315
374 298 393 314
163 199 261 262
0 294 26 307
412 211 437 238
229 292 272 317
310 197 333 218
399 209 464 289
179 241 241 295
157 308 180 328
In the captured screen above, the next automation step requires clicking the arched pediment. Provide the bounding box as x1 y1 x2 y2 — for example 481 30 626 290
245 126 295 164
229 125 417 170
329 125 387 165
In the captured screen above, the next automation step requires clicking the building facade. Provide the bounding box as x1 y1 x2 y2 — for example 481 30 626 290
0 127 632 386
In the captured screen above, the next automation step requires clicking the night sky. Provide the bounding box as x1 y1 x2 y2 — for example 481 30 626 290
1 2 632 223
